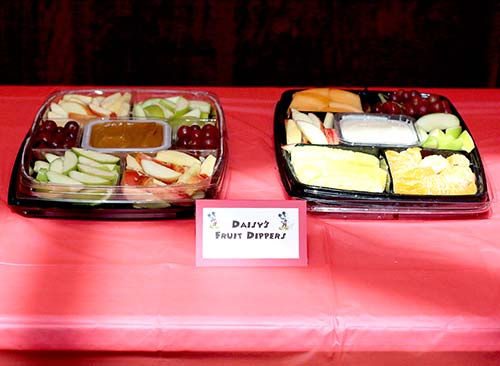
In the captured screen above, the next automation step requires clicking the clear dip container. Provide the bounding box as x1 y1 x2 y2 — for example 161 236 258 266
334 113 419 147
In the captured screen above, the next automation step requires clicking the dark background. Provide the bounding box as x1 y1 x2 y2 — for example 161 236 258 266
1 0 499 87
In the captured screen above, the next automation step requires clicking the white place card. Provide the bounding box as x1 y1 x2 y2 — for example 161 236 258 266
196 200 307 266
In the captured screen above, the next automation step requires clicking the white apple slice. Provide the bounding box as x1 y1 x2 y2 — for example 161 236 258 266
308 113 323 128
285 118 302 144
155 150 201 167
177 162 202 184
415 113 460 132
59 101 91 116
296 120 328 144
50 102 69 117
117 101 131 117
63 94 93 104
88 102 112 117
126 154 144 172
141 159 181 183
323 112 334 129
200 154 217 177
44 152 60 163
291 109 314 124
100 92 122 110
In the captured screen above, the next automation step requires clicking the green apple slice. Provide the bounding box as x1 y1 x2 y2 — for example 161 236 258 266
133 103 146 118
421 135 439 149
140 98 163 108
183 108 201 118
44 152 60 163
189 100 211 114
143 104 165 118
77 156 117 171
35 168 49 182
458 130 475 153
68 170 113 185
49 158 64 173
62 150 78 174
72 148 120 164
173 96 190 118
159 99 176 112
77 163 118 181
47 171 84 185
445 126 462 139
34 160 50 173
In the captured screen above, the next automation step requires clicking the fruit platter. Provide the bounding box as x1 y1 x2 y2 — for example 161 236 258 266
8 89 227 219
274 88 491 218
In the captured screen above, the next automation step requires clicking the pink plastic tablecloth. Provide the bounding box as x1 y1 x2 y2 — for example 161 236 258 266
0 86 499 365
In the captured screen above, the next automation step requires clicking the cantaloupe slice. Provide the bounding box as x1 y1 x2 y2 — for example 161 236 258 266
290 87 363 112
328 89 363 111
289 92 330 111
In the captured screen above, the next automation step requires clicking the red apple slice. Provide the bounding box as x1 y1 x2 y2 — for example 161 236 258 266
296 120 328 144
89 103 112 117
140 159 181 183
59 101 92 116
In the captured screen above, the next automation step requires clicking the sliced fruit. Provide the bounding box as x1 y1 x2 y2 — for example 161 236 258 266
155 150 200 167
458 130 475 152
415 113 460 132
35 168 49 182
328 89 363 111
323 112 334 129
296 120 327 144
285 119 302 145
50 102 69 117
173 96 190 118
141 159 182 183
143 104 165 118
133 103 146 118
88 103 112 117
78 156 117 171
63 94 93 104
200 154 217 177
58 101 91 116
445 126 462 139
69 170 113 185
62 150 78 174
49 158 64 173
77 163 118 180
33 160 50 173
47 171 84 185
72 147 120 164
44 153 60 163
189 100 211 114
126 154 144 172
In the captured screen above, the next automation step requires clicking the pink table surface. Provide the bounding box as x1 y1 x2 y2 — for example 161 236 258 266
1 86 500 365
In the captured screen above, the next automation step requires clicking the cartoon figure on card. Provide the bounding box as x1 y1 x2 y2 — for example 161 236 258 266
207 211 219 229
278 211 288 230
